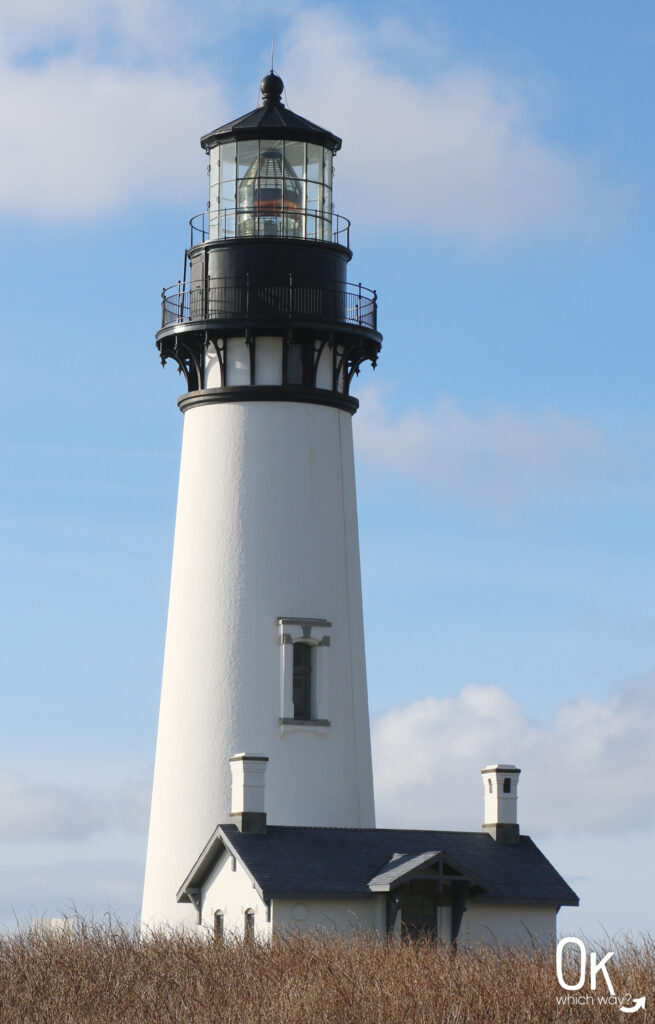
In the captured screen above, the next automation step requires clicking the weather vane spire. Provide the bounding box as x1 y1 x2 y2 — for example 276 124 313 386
271 34 275 72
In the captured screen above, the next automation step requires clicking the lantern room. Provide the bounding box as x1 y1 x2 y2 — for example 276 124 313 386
201 72 341 243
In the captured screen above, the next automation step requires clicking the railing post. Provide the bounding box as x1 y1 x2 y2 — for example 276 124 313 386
373 289 377 330
177 280 181 323
161 287 166 328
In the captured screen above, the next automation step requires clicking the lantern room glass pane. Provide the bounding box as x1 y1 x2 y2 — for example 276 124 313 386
320 186 331 240
260 138 283 169
307 143 323 184
306 180 319 206
221 178 236 204
237 139 258 180
219 142 236 181
208 139 337 242
209 152 220 197
285 140 305 180
323 149 332 191
217 140 236 240
258 141 285 229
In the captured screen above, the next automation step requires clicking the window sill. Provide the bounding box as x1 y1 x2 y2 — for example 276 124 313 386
279 717 331 728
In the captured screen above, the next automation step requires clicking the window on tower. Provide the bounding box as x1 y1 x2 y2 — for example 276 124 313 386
278 617 331 729
503 778 512 794
292 642 312 720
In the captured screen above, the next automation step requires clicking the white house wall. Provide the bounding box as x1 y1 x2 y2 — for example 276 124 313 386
271 896 385 937
192 852 558 948
459 903 556 948
201 848 271 941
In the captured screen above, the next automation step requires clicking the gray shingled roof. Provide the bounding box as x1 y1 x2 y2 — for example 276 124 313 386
178 825 579 907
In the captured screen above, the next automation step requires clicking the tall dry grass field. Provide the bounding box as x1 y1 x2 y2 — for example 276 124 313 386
1 918 653 1024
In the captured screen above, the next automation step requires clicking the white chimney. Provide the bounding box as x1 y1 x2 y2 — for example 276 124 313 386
481 764 521 843
229 754 269 834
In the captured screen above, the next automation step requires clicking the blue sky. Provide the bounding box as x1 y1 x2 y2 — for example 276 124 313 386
1 0 654 937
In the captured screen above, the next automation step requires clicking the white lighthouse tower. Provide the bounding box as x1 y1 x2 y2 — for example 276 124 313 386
141 72 382 928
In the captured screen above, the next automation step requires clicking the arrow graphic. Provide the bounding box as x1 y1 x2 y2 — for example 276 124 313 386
621 996 646 1014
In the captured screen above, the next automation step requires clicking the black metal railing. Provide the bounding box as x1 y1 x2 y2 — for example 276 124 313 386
189 210 351 248
161 278 377 332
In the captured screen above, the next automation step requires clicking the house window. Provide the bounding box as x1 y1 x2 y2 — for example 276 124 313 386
214 911 224 940
292 641 312 720
503 778 511 794
244 909 255 939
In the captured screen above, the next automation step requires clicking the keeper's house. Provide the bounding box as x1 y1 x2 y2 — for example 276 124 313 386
176 757 578 946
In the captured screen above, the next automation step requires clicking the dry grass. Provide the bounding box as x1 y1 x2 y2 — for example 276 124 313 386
1 917 653 1024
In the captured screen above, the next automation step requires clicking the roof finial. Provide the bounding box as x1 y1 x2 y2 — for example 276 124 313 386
260 67 284 106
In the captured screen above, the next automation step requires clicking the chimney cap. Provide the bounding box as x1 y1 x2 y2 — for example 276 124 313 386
229 753 269 763
481 764 521 774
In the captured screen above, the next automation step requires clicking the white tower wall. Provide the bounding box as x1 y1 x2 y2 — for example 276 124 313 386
141 398 375 929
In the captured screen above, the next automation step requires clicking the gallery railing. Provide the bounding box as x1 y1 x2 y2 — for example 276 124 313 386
161 278 377 332
189 210 351 248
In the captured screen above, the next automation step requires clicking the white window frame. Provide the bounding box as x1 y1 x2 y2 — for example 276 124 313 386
277 617 331 730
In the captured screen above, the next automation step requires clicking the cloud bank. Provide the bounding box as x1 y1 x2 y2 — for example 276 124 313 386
0 62 222 218
354 386 621 508
4 677 652 844
372 681 655 834
0 1 626 240
0 770 150 842
285 10 626 243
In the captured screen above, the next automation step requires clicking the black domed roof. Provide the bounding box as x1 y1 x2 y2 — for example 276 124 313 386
259 71 284 104
200 72 341 153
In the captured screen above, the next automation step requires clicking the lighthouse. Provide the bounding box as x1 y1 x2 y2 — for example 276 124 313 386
141 72 382 928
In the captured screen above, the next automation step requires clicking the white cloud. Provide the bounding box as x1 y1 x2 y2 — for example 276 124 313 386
0 769 150 842
285 9 626 243
0 1 626 237
354 386 620 508
0 0 204 63
372 681 655 834
0 61 223 218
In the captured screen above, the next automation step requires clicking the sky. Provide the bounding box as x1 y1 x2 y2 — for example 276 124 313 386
1 0 654 938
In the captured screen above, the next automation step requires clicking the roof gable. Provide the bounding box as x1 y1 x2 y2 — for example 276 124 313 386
367 850 489 893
